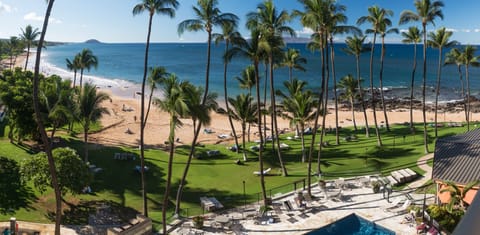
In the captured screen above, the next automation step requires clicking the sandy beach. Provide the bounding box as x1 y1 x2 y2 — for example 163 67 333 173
3 53 478 148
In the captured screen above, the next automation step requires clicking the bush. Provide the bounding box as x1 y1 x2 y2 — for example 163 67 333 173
371 181 381 193
427 204 464 232
192 215 204 228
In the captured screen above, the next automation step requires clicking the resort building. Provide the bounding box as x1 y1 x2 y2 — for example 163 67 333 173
432 129 480 205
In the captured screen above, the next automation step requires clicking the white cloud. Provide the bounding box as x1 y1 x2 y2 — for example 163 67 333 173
24 12 61 24
296 27 314 36
475 29 480 33
445 28 457 32
0 1 12 13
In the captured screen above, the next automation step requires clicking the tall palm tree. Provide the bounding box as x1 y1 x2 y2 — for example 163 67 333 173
213 21 242 153
338 74 361 131
77 48 98 89
295 0 331 196
174 84 217 216
155 74 190 235
462 45 480 131
400 0 444 153
401 26 422 131
357 5 392 146
19 25 40 71
31 1 62 233
132 0 179 217
343 35 370 136
236 65 257 141
228 94 257 161
229 30 268 207
145 66 170 123
445 48 467 122
427 27 457 137
77 83 110 163
280 48 307 82
377 16 398 132
277 79 317 162
66 55 81 88
6 37 23 70
247 0 294 177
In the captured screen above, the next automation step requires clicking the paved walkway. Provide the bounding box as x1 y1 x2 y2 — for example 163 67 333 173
408 153 434 189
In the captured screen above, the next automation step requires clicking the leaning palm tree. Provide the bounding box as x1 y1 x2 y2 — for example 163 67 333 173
400 0 444 153
280 48 307 82
445 48 467 122
338 74 361 131
462 45 480 131
77 48 98 90
377 16 398 132
357 5 391 146
19 25 40 71
66 55 81 88
145 66 170 123
228 94 257 161
132 0 179 217
401 26 422 132
246 0 294 177
343 35 370 136
213 21 242 153
155 74 190 235
77 83 110 163
31 1 62 233
427 27 457 137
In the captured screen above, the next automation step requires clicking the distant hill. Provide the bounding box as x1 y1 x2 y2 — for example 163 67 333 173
85 39 102 44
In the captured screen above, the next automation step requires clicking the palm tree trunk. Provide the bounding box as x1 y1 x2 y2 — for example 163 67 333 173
242 123 247 161
379 37 390 131
139 13 154 217
457 65 467 122
223 42 240 153
300 123 306 163
32 1 62 233
434 48 443 137
350 96 357 131
330 39 340 145
317 42 329 174
79 69 84 90
254 62 267 207
409 43 418 132
84 127 89 162
422 25 429 153
24 44 30 70
269 56 287 176
162 117 176 235
369 33 382 146
263 63 268 146
73 71 77 88
356 55 369 137
174 31 214 215
145 86 155 124
466 64 471 131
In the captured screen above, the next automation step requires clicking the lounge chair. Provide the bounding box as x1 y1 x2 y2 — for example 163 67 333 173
279 143 290 150
389 200 412 215
326 189 343 201
283 200 293 211
253 168 271 176
382 197 403 211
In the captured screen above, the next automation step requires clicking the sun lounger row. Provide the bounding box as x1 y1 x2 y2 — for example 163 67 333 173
114 152 136 160
200 196 223 211
389 168 417 185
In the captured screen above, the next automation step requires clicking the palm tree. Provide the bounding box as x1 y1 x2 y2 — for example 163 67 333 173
236 65 257 141
132 0 179 217
155 74 190 235
427 27 457 137
228 94 257 161
343 35 370 136
19 25 40 71
440 180 480 212
229 30 268 207
5 37 23 70
401 26 422 132
247 0 294 177
277 79 317 162
66 55 81 88
377 15 398 132
338 74 361 131
77 83 110 163
145 66 170 123
31 1 61 233
445 48 467 122
77 49 98 89
280 48 307 82
357 5 392 146
213 21 242 153
462 45 480 131
400 0 444 153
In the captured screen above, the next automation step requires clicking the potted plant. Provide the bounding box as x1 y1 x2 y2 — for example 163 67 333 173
371 181 381 193
192 215 204 229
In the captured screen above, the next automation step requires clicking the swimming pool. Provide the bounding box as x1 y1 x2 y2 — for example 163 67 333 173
305 213 395 235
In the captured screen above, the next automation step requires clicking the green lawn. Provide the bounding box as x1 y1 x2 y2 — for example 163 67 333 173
0 122 471 228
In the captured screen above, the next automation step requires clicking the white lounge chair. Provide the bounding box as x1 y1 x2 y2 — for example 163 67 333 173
279 143 290 150
389 199 412 215
253 168 271 176
382 197 403 211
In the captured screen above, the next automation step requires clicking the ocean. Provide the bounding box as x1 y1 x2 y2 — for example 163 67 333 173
39 42 480 103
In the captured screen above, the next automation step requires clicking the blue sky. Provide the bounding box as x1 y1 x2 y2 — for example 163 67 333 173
1 0 480 44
